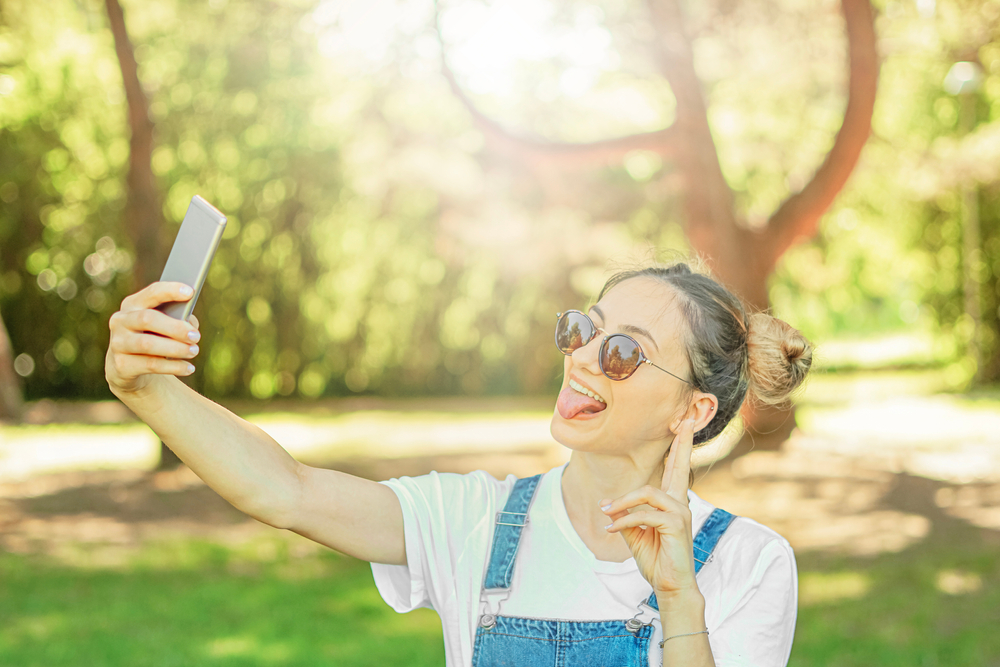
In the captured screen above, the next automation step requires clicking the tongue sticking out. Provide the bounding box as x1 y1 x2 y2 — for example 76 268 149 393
557 387 607 419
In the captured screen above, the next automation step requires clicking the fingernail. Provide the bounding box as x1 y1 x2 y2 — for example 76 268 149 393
179 285 193 296
600 504 612 512
187 331 201 342
186 363 195 374
604 524 614 531
189 345 199 356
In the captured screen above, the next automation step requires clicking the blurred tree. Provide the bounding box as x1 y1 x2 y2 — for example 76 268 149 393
434 0 878 451
438 0 878 311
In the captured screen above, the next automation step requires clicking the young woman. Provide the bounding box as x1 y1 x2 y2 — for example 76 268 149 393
106 262 812 667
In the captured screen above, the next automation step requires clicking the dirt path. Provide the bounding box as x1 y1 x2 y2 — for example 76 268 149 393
3 395 1000 562
3 436 999 563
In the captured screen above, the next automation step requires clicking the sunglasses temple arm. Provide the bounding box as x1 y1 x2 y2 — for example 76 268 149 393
647 360 693 386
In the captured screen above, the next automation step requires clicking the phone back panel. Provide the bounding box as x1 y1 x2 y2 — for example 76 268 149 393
156 196 227 321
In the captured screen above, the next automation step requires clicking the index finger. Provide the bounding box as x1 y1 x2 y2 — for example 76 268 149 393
662 418 695 503
121 281 194 313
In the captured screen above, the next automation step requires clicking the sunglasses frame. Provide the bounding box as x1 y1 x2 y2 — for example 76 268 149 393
555 310 692 385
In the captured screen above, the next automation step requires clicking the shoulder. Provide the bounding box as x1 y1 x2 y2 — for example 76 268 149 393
688 489 796 590
689 489 792 551
688 492 798 662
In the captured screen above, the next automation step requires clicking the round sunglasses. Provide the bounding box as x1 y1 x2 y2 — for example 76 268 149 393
554 310 691 384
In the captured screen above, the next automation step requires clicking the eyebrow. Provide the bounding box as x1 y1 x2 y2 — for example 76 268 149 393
589 305 660 353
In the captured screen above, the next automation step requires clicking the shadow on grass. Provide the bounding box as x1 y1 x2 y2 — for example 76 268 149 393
789 471 1000 667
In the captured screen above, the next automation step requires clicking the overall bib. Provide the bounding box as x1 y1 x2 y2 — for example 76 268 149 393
471 475 736 667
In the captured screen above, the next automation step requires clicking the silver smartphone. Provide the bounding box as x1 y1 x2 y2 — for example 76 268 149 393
155 195 227 321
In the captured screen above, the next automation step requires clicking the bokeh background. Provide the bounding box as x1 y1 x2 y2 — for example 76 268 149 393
1 0 1000 665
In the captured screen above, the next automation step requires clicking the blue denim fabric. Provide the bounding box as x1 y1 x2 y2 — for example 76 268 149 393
472 616 654 667
646 505 736 611
483 475 541 590
472 475 736 667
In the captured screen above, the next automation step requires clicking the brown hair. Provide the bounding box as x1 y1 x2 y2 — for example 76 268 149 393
597 262 813 445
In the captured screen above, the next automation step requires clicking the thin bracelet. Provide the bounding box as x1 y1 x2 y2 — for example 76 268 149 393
658 629 708 648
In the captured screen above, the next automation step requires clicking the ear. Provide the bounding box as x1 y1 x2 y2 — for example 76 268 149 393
670 392 718 434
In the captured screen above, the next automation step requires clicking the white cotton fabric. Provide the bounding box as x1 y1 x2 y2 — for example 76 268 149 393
371 464 797 667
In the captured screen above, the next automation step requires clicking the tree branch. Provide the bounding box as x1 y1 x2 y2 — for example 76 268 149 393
432 1 685 168
762 0 879 269
644 0 707 123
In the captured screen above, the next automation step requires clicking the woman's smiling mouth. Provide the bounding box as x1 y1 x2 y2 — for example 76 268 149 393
556 377 608 419
569 378 605 404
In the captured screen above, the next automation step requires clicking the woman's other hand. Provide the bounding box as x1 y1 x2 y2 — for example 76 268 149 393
106 281 202 396
600 418 698 599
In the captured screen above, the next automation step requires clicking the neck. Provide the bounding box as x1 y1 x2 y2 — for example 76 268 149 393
560 444 672 560
563 451 663 504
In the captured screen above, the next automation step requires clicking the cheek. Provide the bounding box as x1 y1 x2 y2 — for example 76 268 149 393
615 380 686 429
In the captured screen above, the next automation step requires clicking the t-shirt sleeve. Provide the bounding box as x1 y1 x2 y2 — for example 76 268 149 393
708 532 798 667
370 470 510 614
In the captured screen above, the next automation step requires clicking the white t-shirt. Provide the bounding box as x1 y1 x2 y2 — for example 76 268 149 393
371 464 797 667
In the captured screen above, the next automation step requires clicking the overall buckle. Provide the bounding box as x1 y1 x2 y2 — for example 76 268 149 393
625 601 658 634
479 589 510 629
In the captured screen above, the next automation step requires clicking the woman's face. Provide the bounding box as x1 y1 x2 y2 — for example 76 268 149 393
550 277 693 456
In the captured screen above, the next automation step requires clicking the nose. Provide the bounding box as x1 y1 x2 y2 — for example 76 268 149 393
570 333 603 375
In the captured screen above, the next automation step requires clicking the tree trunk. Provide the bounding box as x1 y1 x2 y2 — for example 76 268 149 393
105 0 163 292
105 0 179 469
0 307 24 422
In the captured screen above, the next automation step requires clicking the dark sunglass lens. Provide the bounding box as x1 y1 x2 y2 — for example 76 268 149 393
555 312 594 354
601 335 642 380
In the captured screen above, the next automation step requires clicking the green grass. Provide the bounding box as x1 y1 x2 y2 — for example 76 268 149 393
0 536 445 667
791 543 1000 667
3 372 1000 666
2 533 998 666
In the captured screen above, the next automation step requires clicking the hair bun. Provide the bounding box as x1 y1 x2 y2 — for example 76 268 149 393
746 312 813 405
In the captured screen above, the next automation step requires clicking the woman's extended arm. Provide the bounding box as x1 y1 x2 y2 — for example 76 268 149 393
106 281 405 565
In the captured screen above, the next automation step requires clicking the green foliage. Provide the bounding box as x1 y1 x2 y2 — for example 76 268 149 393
770 0 1000 382
0 0 600 401
3 0 1000 400
0 0 138 397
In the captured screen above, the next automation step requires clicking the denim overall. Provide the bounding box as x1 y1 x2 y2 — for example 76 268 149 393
471 475 736 667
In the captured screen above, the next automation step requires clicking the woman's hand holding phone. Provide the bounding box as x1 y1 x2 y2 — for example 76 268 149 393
105 281 203 396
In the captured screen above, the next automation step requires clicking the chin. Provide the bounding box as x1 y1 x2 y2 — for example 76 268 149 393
549 408 606 453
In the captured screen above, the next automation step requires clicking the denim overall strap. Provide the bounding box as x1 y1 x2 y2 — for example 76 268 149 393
482 474 542 591
645 507 737 611
473 473 656 666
